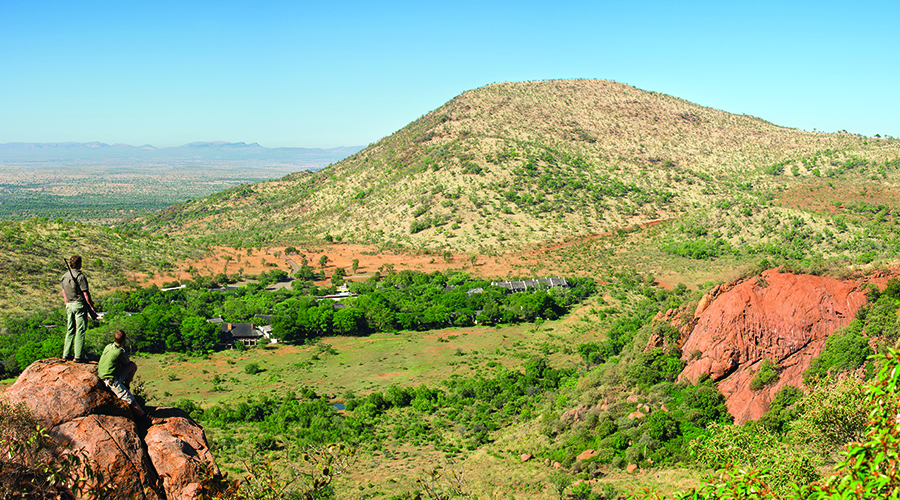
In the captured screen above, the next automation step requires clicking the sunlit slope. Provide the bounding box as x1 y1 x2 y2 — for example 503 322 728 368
129 79 900 253
0 219 205 315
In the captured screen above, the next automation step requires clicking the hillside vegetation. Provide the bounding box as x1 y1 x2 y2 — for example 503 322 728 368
0 218 205 315
128 79 900 261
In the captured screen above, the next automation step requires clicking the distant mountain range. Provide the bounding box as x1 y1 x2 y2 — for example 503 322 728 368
0 141 364 168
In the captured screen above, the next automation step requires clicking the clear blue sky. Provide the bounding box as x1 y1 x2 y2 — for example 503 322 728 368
2 0 898 148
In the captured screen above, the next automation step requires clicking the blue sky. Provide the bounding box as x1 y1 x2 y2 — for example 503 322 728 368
2 1 898 148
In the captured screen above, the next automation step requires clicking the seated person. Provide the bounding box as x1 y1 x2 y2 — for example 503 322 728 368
98 330 145 417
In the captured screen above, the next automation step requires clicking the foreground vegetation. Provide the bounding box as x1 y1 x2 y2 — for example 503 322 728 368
2 270 899 498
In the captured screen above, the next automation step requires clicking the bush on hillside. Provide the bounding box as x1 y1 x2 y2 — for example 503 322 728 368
624 348 685 388
803 322 871 383
749 358 779 391
690 422 820 495
787 377 867 453
758 385 803 434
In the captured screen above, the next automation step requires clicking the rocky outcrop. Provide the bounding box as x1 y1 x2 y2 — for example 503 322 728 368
3 358 131 427
2 358 219 499
674 269 896 424
146 408 220 500
54 414 159 499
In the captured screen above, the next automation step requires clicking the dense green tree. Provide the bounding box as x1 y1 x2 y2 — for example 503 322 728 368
625 349 685 388
177 315 220 352
333 308 366 335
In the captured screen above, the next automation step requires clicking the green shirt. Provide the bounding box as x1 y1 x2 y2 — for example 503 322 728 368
98 342 128 380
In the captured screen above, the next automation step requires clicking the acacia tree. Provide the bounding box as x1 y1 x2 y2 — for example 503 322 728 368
331 268 346 286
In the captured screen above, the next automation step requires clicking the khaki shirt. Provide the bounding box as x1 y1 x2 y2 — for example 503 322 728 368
60 270 89 302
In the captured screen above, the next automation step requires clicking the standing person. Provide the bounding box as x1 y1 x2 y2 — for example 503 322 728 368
60 255 98 362
98 330 145 417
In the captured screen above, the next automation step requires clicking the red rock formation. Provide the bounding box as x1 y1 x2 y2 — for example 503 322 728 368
145 408 220 500
3 359 130 427
675 270 892 424
1 358 219 499
54 414 160 499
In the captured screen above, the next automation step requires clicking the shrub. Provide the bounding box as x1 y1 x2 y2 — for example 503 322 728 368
244 362 262 375
682 380 732 427
624 349 685 388
788 377 867 453
803 323 871 383
232 443 357 499
750 359 779 391
690 422 819 494
759 385 803 434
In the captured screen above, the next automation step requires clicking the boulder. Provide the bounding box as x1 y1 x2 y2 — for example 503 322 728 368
3 358 130 428
53 414 160 500
145 408 220 500
2 359 220 499
559 404 590 423
677 270 896 424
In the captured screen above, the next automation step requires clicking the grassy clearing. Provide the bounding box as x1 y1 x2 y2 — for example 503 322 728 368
138 298 607 408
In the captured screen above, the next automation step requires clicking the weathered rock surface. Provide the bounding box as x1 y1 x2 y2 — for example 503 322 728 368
146 408 220 500
560 404 590 423
53 414 160 500
2 358 219 499
675 270 895 424
3 358 130 428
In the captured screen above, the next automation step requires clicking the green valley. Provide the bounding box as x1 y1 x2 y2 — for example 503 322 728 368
3 80 900 499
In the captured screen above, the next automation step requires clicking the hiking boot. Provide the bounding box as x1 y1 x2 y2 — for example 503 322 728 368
73 358 86 363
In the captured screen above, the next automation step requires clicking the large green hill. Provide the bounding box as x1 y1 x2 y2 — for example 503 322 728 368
128 79 900 259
